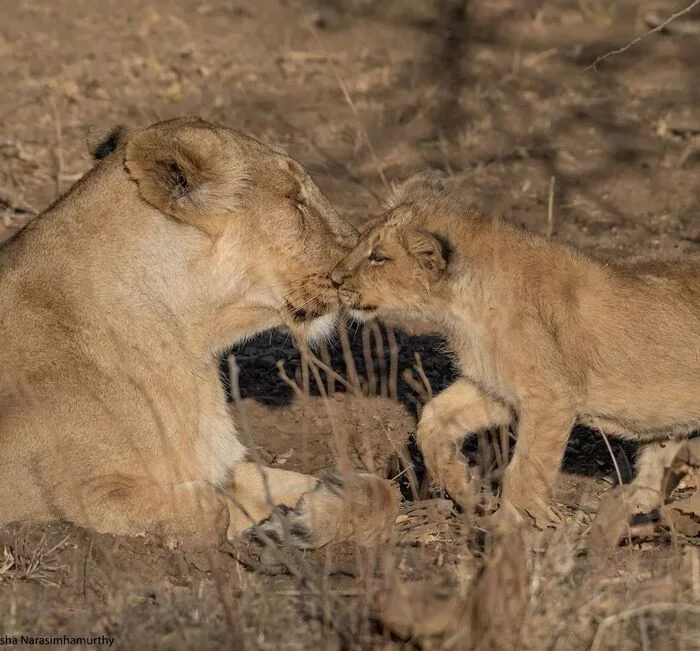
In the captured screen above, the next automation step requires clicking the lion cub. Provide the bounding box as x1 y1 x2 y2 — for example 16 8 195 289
331 172 700 524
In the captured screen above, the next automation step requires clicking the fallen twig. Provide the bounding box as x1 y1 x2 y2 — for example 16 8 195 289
582 0 700 73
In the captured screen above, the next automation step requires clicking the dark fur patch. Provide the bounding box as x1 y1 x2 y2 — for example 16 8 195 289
287 300 328 322
91 126 125 160
288 521 313 544
431 232 454 267
168 161 191 198
316 471 345 497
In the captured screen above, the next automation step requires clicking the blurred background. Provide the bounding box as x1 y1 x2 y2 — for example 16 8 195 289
2 0 700 256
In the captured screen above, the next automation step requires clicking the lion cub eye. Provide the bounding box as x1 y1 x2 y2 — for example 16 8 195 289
368 250 388 264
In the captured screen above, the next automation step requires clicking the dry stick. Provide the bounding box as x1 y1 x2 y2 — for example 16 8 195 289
318 339 335 397
49 95 63 199
81 536 93 603
386 325 400 402
301 342 392 605
287 348 360 396
546 175 555 239
597 428 633 547
300 352 311 397
402 368 431 406
305 19 389 190
582 0 700 73
229 355 296 521
597 429 624 489
275 360 306 399
413 352 434 402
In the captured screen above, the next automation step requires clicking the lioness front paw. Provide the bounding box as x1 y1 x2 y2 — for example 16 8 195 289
245 471 399 550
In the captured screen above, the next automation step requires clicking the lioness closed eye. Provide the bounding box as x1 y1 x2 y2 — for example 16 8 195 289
332 171 700 525
0 117 396 548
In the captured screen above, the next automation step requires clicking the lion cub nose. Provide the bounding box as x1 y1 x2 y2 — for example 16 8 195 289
331 265 349 288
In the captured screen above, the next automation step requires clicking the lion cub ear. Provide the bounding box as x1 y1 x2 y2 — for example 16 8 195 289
386 170 448 209
406 229 452 275
86 124 131 160
124 126 245 231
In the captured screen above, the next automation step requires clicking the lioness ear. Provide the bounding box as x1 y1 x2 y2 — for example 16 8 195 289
86 124 130 160
406 229 452 274
124 126 246 230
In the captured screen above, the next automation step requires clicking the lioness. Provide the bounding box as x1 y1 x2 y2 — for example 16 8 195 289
331 171 700 525
0 117 396 548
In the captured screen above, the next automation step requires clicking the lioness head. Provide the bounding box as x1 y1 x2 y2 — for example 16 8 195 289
330 172 457 321
88 117 358 346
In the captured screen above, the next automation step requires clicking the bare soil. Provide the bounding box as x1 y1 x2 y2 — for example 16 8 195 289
2 0 700 648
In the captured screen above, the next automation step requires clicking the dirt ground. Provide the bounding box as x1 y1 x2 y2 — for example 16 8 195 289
2 0 700 648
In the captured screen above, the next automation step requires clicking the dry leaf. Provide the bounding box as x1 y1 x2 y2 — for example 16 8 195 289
659 441 700 537
661 488 700 537
377 578 464 640
587 485 636 557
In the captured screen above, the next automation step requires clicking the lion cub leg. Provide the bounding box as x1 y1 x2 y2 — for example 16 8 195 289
417 379 512 510
243 470 399 550
628 439 687 512
500 396 576 526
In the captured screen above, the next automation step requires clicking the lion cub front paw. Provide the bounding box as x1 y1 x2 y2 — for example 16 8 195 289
420 439 477 511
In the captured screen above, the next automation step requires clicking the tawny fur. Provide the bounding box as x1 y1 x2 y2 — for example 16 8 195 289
332 171 700 524
0 116 396 547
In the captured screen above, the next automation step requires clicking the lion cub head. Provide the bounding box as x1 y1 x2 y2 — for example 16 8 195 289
331 172 458 321
89 117 358 346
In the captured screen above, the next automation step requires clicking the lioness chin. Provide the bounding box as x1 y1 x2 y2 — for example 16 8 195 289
0 117 397 549
332 171 700 526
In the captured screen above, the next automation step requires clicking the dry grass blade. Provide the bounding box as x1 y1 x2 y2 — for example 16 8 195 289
412 352 433 402
338 321 363 393
385 325 400 401
0 534 72 587
460 527 529 650
589 603 700 651
361 325 378 396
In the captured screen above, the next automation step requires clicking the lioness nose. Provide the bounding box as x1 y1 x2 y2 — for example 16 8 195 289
331 265 348 288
